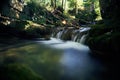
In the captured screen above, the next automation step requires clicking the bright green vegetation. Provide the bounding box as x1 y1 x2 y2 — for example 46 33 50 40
0 0 101 25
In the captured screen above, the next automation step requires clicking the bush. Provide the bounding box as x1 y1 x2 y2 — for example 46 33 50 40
75 9 97 22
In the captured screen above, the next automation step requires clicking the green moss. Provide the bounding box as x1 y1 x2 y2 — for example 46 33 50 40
0 63 44 80
86 19 120 57
87 26 120 56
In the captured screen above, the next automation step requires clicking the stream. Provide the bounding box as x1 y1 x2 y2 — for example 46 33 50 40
0 27 109 80
37 38 106 80
0 37 107 80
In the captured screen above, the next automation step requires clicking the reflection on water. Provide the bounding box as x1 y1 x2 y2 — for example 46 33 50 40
60 48 104 80
0 38 106 80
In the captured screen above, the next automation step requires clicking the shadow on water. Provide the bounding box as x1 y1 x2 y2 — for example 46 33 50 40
0 38 114 80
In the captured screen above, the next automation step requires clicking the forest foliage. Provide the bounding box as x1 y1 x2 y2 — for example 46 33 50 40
1 0 101 24
0 0 102 39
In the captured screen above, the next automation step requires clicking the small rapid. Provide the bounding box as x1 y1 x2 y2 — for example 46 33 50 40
52 27 91 44
39 38 89 51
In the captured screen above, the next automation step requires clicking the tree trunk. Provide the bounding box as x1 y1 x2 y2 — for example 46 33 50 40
51 0 54 7
62 0 64 9
54 0 57 9
64 0 67 11
75 0 78 14
99 0 120 22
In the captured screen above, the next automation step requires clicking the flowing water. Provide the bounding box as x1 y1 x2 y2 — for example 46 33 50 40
37 38 106 80
0 37 107 80
0 26 108 80
53 27 91 43
40 38 107 80
0 27 108 80
79 34 88 44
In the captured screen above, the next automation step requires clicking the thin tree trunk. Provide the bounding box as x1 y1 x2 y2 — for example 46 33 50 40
64 0 66 11
62 0 64 9
75 0 78 14
51 0 54 7
54 0 57 9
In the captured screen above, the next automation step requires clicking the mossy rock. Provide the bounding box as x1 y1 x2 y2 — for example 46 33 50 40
0 63 44 80
10 20 29 30
0 20 51 39
86 20 120 58
61 29 73 40
87 30 120 57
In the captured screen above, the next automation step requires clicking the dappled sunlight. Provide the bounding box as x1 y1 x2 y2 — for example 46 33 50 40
62 20 67 24
4 52 18 57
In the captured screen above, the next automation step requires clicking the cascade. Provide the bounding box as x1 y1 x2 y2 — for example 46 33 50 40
73 34 78 42
53 27 90 44
79 34 88 44
56 31 63 39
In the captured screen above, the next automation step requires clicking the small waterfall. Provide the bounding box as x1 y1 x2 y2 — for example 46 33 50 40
73 35 78 42
56 31 63 39
72 30 79 41
53 27 90 44
80 34 88 44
